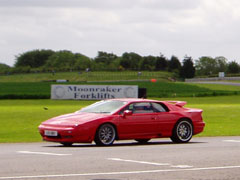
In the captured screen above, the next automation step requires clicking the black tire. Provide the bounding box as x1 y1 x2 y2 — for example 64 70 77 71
94 123 116 146
135 139 150 144
60 142 73 147
171 119 193 143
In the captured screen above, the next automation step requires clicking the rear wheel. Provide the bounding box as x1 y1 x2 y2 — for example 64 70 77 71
94 123 116 146
171 119 193 143
135 139 150 144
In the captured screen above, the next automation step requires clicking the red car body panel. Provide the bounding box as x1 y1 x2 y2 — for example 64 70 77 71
38 98 205 144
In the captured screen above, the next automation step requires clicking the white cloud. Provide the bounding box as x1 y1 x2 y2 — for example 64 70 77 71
1 0 240 66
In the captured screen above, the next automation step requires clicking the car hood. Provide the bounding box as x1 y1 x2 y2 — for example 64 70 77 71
41 112 109 127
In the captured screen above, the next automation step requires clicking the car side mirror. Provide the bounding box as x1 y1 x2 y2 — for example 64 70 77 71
123 110 133 117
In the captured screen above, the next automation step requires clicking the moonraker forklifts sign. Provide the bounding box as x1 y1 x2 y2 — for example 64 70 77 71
51 85 138 100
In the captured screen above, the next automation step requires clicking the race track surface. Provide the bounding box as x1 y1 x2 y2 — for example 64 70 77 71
0 137 240 180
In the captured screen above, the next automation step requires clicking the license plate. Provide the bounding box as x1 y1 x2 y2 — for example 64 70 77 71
44 130 58 136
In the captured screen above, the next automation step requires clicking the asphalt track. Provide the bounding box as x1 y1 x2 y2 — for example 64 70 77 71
1 137 240 180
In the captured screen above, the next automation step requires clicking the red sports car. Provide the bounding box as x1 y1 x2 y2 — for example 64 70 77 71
38 98 205 146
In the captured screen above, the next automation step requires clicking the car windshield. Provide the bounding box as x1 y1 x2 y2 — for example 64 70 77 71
77 100 127 114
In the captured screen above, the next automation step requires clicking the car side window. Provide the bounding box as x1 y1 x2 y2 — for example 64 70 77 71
119 102 164 114
151 102 168 112
131 102 153 114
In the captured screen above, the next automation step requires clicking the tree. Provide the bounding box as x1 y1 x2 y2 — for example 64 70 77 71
45 50 75 71
74 53 92 70
155 54 168 71
168 56 181 72
15 49 55 68
180 56 195 78
94 51 118 65
140 56 156 71
195 56 217 76
228 61 240 74
108 57 121 71
0 63 11 74
215 56 228 72
120 52 142 70
195 56 229 76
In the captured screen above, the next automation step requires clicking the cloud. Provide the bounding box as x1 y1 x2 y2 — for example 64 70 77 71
0 0 136 9
1 0 240 66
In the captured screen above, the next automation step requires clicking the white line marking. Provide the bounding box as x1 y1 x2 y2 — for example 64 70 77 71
223 140 240 143
108 158 192 168
171 165 193 168
108 158 169 166
1 165 240 179
17 151 71 156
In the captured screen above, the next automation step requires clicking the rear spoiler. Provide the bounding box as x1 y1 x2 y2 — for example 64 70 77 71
166 101 187 107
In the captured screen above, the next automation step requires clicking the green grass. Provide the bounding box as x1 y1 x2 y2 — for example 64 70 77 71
1 71 240 99
1 96 240 143
0 71 172 82
191 83 240 91
1 81 240 99
0 100 94 142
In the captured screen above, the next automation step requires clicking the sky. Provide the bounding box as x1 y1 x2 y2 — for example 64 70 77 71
1 0 240 66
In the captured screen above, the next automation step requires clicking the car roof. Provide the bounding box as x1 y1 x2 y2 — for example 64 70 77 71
107 98 162 103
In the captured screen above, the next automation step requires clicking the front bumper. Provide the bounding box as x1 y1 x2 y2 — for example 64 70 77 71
38 125 92 143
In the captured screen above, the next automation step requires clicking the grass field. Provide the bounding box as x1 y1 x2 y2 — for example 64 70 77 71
0 100 94 142
0 71 172 82
1 81 240 99
1 71 240 143
190 82 240 91
1 71 240 98
1 96 240 143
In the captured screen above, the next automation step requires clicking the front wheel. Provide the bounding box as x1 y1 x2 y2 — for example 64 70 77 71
171 120 193 143
94 124 116 146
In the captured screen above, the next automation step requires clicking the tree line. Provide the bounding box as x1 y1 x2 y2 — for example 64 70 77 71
0 49 240 78
195 56 240 76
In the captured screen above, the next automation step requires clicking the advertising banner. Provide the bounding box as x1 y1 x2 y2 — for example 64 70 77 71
51 85 138 100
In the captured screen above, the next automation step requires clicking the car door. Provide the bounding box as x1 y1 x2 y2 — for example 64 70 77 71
118 102 158 139
151 102 177 136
